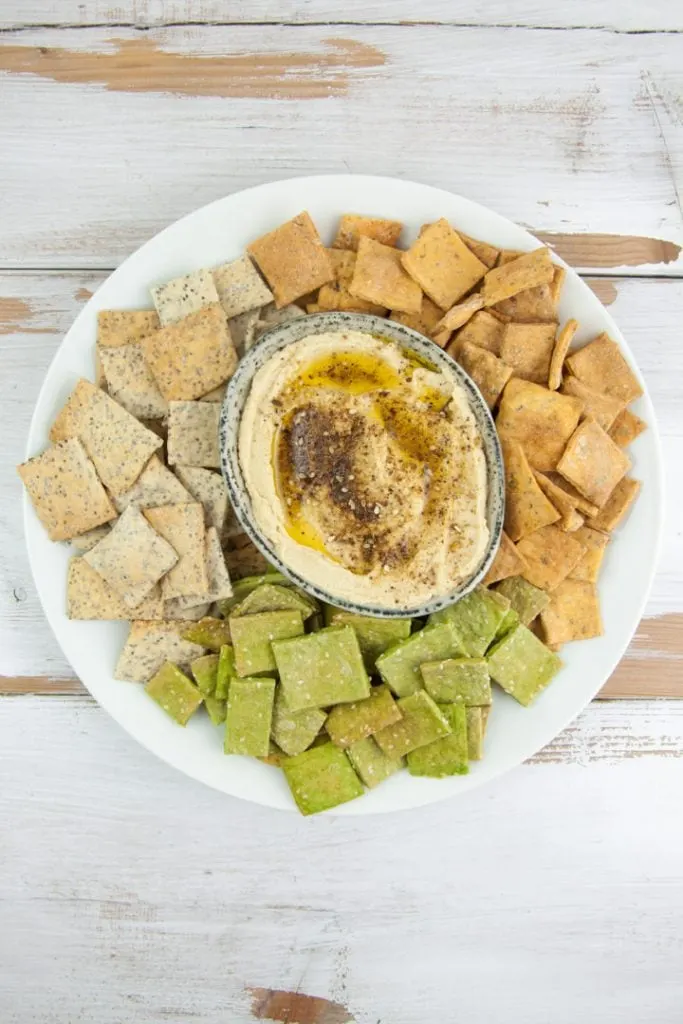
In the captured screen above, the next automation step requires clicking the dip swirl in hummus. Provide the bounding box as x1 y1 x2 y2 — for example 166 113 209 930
238 331 489 609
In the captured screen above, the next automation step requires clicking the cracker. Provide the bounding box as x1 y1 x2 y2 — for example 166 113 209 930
499 322 557 384
98 342 168 420
561 376 625 430
212 254 273 318
401 218 487 309
67 557 163 620
450 309 505 356
515 525 587 591
18 437 116 542
327 247 357 285
540 580 603 646
167 401 220 468
609 408 647 448
590 477 641 533
493 282 556 323
557 418 631 506
151 268 220 325
332 213 402 251
565 333 643 404
389 295 444 336
144 503 207 601
349 236 422 314
97 309 160 351
70 523 113 553
548 318 578 390
113 453 192 512
481 248 554 306
228 307 261 354
533 470 588 527
502 440 560 541
568 526 610 582
457 231 499 269
253 302 306 341
114 621 205 683
248 211 333 307
483 531 528 585
496 378 584 471
48 378 163 495
316 282 386 315
141 303 237 402
84 505 178 608
543 473 600 517
456 341 513 410
171 527 233 608
173 465 228 532
433 294 485 335
550 266 566 307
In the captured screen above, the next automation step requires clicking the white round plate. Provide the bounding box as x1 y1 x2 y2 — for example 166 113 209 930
24 175 664 815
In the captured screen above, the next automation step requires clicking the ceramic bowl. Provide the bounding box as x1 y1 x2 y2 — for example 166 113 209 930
220 311 504 618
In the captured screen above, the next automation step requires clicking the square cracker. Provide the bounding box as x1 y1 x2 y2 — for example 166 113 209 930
568 526 609 582
113 453 192 512
248 211 334 307
565 333 643 404
350 237 422 314
167 401 220 468
115 621 206 683
502 440 560 541
84 504 178 607
390 295 443 336
481 248 554 307
609 408 647 447
97 310 160 347
48 378 163 495
540 580 603 645
174 465 229 533
496 378 584 471
561 376 625 430
456 342 513 410
70 523 113 553
332 214 402 251
451 309 505 356
144 503 207 600
493 282 556 323
168 526 233 608
401 218 487 309
457 231 499 269
516 525 587 591
499 322 557 384
67 557 163 620
141 303 237 402
99 342 168 420
483 531 528 585
18 437 116 542
151 268 219 325
557 418 631 506
590 476 641 533
212 254 273 318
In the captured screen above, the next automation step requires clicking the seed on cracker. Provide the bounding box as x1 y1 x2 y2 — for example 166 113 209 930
70 523 113 553
590 476 641 533
212 254 273 318
151 268 220 325
481 248 554 307
496 378 584 471
18 437 117 542
515 524 587 591
248 211 333 307
113 453 192 513
67 557 163 620
173 465 229 533
167 401 221 468
502 440 560 541
332 213 403 251
144 502 208 601
548 318 579 390
540 580 603 646
350 236 422 314
609 408 647 448
456 341 513 410
565 333 643 404
99 342 168 420
141 303 237 402
557 418 631 507
499 322 557 384
560 376 625 430
401 218 487 310
97 310 160 347
115 621 205 684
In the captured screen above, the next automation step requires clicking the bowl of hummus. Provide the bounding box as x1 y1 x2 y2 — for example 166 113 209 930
220 312 504 618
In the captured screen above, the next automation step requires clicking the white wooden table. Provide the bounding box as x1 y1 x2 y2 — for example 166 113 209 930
1 4 682 1022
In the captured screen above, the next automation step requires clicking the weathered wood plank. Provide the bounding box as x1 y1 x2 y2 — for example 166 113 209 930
0 25 681 271
0 694 681 1024
1 0 682 31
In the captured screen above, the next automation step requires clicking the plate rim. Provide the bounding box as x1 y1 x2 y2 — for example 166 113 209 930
22 173 665 815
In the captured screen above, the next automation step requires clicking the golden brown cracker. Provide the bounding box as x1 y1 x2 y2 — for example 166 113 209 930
483 531 528 586
401 218 487 309
457 231 499 269
560 376 626 430
589 477 641 533
496 378 584 471
540 580 603 645
481 248 554 307
557 418 631 506
456 342 513 410
350 236 422 314
568 526 610 582
516 525 587 591
565 333 643 404
389 295 444 336
452 310 505 356
502 440 560 541
248 211 334 307
499 322 557 384
433 294 485 335
332 214 403 252
548 318 579 390
609 407 647 447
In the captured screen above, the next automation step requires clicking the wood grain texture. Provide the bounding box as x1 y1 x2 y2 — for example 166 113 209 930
0 25 681 271
1 1 682 30
2 272 682 695
0 695 682 1024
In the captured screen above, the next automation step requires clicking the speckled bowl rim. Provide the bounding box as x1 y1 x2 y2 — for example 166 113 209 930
220 311 504 618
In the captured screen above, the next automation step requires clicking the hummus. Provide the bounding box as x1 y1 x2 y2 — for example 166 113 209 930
238 331 489 609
